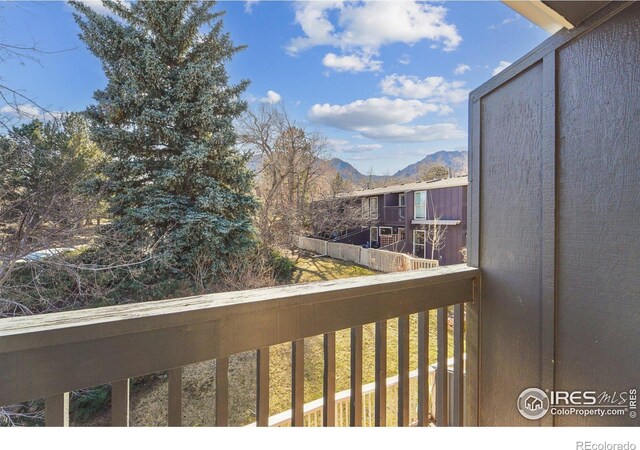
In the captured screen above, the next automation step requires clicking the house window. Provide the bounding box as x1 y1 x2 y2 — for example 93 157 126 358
399 193 406 207
413 229 426 258
370 227 379 243
379 226 392 236
398 227 406 240
369 197 379 220
362 198 370 219
414 191 426 220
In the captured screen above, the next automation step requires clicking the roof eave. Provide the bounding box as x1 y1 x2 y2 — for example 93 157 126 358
502 0 574 33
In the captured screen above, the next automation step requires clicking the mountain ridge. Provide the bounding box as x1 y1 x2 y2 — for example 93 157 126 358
328 150 468 184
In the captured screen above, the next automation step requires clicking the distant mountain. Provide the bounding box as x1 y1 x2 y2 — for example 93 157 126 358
329 150 468 186
251 151 468 188
327 158 362 182
391 150 468 179
327 158 387 183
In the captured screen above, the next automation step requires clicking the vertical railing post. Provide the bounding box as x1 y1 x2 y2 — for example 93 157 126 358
45 393 69 427
168 367 183 427
256 347 270 427
398 316 410 426
374 320 387 427
291 339 305 427
215 357 229 426
437 307 449 426
417 311 430 426
323 332 336 427
111 379 130 427
453 303 465 426
350 326 363 426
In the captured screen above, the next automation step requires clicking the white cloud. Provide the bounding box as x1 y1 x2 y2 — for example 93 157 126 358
309 97 464 143
1 104 41 119
398 54 411 65
260 90 281 104
437 104 454 116
492 60 512 76
287 1 342 54
344 144 382 153
244 0 260 14
287 1 461 56
329 139 383 154
322 52 382 73
1 104 62 120
454 63 470 75
488 14 521 30
327 139 350 148
358 123 467 143
379 74 468 104
66 0 130 16
309 97 444 130
68 0 110 15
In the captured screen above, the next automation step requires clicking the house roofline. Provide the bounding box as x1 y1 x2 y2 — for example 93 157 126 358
337 176 468 199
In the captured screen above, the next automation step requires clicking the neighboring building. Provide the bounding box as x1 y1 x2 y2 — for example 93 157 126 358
330 176 467 266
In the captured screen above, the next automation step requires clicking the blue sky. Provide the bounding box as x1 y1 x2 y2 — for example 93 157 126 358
2 1 549 174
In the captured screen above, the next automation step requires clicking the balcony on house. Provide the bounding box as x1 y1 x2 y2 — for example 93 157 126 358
0 1 638 427
383 205 405 225
382 190 407 226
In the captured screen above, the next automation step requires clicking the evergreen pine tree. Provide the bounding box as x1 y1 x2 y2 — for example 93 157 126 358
71 1 256 281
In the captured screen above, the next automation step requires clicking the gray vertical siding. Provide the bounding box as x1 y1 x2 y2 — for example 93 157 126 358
478 62 544 426
468 2 640 426
554 4 640 426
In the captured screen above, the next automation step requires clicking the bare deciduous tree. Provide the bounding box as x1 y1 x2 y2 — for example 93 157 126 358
239 104 327 250
426 215 447 260
0 7 74 131
306 173 380 242
425 191 447 260
308 195 366 239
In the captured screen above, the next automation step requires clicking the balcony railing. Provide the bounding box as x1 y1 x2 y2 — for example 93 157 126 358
0 264 479 427
383 206 405 224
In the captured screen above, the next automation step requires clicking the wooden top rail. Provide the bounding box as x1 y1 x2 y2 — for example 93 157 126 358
0 264 479 407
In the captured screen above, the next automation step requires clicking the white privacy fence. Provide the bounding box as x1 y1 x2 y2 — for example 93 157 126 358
298 236 328 255
327 242 363 265
247 358 460 427
368 248 410 272
411 258 440 270
298 237 438 273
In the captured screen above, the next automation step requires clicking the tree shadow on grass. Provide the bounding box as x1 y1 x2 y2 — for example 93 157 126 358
292 256 376 284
